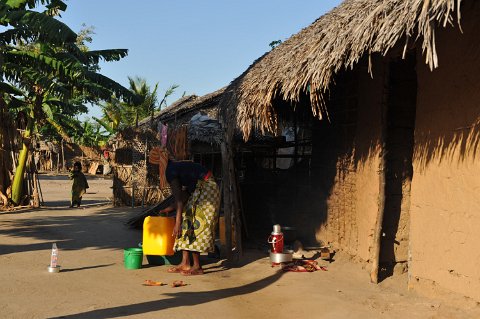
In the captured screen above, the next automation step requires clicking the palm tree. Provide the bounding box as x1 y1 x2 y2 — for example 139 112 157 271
98 81 178 135
126 76 158 127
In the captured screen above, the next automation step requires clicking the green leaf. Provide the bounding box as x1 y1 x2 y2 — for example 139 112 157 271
41 100 54 119
0 81 24 95
84 49 128 64
93 116 114 134
4 9 77 44
5 0 28 9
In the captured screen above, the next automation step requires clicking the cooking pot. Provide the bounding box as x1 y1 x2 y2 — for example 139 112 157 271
270 250 293 263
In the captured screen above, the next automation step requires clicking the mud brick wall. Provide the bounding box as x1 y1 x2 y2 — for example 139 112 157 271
315 57 384 262
409 3 480 301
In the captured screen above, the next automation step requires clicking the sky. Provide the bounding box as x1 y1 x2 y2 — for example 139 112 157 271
59 0 342 119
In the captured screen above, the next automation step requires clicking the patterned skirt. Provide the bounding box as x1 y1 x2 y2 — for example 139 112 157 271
174 177 220 253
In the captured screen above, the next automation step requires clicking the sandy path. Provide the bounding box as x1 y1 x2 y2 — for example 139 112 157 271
0 175 479 318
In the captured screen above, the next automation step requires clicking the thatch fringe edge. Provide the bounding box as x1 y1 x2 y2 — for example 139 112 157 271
234 0 463 140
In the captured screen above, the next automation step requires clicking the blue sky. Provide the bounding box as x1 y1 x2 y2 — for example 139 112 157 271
59 0 342 119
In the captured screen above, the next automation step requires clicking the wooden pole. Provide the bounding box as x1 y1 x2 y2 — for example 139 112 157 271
131 182 135 208
219 101 239 260
25 172 31 201
142 138 147 208
370 60 390 284
220 141 233 260
61 139 65 172
236 174 248 239
231 162 242 258
32 172 40 208
36 172 44 205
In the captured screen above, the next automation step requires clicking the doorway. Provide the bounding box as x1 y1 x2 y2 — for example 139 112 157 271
379 53 417 280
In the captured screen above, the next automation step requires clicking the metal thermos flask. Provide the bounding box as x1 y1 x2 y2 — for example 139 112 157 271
268 224 284 253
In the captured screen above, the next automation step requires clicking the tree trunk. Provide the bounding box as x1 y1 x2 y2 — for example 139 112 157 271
0 95 14 205
0 96 8 202
11 119 32 205
11 94 41 205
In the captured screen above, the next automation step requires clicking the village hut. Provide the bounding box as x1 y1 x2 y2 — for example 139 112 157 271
110 127 163 206
219 0 480 301
138 87 224 169
33 138 104 174
112 88 225 207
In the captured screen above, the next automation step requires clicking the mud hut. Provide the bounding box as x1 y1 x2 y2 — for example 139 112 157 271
139 87 224 174
219 0 480 301
110 128 164 206
112 88 225 206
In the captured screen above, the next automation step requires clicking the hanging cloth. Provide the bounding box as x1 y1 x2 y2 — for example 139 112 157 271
160 123 168 147
148 147 170 190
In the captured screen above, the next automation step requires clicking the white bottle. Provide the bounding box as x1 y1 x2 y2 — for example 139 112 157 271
50 243 58 268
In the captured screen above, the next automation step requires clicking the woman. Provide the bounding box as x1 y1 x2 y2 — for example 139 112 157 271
69 162 89 208
153 147 220 276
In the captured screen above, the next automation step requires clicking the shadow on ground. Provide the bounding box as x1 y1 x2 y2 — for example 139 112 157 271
1 202 277 319
0 205 143 255
0 202 268 266
49 269 284 319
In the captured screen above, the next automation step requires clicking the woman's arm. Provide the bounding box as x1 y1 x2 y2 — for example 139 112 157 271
169 178 184 238
159 204 174 214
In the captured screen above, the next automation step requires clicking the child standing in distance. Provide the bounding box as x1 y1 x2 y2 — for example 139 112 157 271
69 162 89 208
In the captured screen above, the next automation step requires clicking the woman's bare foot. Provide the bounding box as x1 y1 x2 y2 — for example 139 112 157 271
167 265 190 273
180 268 204 276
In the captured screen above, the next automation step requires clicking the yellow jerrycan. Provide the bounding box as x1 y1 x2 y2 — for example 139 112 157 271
143 216 175 256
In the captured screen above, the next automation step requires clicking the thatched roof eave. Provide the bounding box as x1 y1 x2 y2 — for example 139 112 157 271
226 0 463 140
138 87 226 127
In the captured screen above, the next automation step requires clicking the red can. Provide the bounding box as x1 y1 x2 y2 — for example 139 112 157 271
268 224 284 253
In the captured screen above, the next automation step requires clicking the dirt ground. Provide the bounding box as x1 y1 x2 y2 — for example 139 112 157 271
1 175 479 319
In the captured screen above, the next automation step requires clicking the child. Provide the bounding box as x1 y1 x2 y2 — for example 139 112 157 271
69 162 89 208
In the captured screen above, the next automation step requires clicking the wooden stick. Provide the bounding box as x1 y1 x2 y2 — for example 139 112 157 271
61 139 65 172
221 144 232 260
370 60 389 284
32 172 40 208
36 173 44 205
235 175 248 239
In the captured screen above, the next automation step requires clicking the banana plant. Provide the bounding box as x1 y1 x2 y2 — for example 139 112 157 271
1 0 137 205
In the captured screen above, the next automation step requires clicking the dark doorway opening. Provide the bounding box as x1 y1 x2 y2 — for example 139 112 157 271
379 53 417 281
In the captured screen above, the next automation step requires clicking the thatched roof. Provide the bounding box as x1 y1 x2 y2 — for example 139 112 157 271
138 87 226 127
137 87 226 145
228 0 463 139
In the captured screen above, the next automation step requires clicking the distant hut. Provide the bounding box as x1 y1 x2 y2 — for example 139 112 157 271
111 127 162 206
219 0 480 300
112 88 225 206
139 87 224 166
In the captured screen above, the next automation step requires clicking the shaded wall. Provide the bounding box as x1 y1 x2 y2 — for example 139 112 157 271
379 53 417 278
240 102 317 245
315 57 385 261
410 1 480 301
